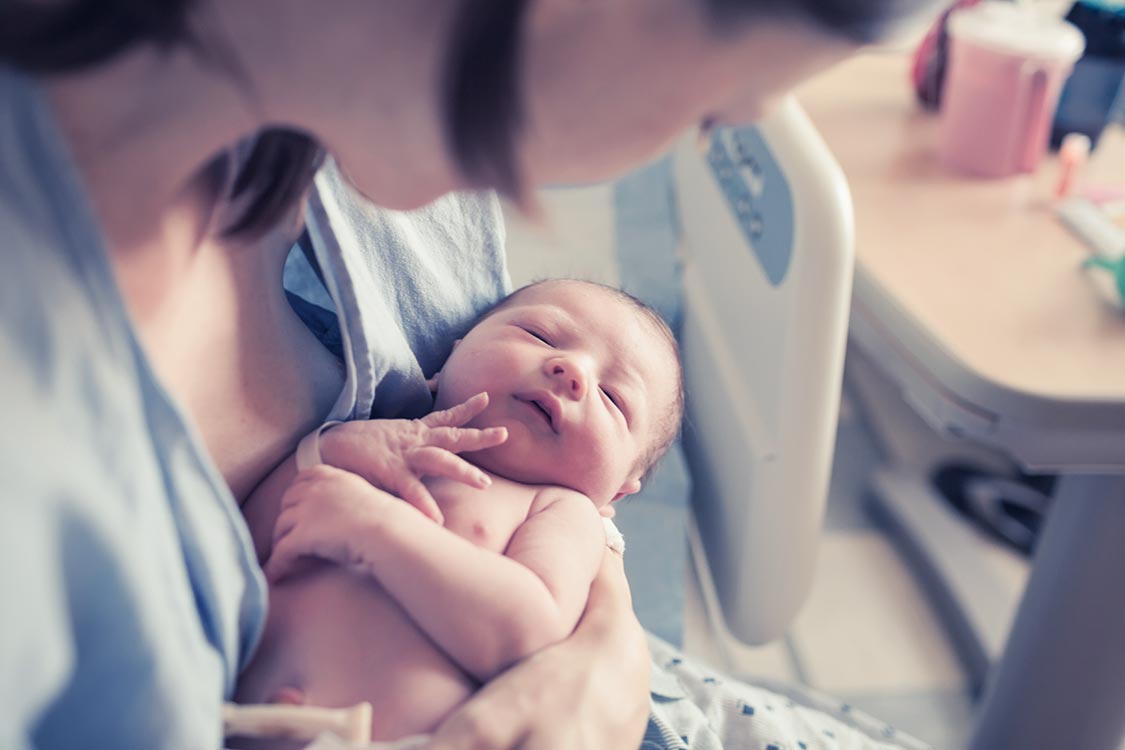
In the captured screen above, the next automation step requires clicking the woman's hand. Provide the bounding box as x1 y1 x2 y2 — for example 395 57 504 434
426 551 651 750
264 464 395 583
319 392 507 523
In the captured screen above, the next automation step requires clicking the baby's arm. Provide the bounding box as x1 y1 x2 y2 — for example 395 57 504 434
354 488 607 681
266 471 606 682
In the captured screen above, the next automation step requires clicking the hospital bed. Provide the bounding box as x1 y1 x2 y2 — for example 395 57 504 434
671 100 854 647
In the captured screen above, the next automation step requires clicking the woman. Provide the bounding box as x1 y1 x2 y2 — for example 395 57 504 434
0 1 937 748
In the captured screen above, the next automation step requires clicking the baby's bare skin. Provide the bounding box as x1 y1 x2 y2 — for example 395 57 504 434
237 472 600 741
235 282 681 744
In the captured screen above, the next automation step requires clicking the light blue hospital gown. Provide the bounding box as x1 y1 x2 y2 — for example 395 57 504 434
0 69 265 748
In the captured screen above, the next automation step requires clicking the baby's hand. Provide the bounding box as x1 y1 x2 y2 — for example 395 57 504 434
319 393 507 524
265 464 392 583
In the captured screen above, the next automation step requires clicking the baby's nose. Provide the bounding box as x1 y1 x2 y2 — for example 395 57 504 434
549 359 587 399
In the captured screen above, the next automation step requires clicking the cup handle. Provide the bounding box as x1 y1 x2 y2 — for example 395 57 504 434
1013 62 1050 173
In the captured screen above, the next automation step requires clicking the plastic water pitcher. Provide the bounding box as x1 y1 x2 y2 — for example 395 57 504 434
940 1 1085 177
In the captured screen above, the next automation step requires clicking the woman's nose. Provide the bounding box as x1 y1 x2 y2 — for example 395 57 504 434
547 357 588 400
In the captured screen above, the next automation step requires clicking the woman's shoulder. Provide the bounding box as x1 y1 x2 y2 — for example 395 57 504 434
0 241 267 750
1 70 268 723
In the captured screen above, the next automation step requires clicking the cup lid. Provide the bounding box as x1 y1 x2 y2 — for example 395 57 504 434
949 1 1086 62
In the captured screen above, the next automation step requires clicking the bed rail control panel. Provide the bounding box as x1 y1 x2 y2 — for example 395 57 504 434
706 127 795 287
674 96 854 645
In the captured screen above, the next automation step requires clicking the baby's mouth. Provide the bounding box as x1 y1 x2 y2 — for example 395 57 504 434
517 394 560 434
531 399 554 429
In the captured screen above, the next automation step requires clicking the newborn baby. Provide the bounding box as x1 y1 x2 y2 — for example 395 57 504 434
236 279 683 743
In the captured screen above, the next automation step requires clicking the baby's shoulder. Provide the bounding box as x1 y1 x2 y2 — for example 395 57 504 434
526 484 599 522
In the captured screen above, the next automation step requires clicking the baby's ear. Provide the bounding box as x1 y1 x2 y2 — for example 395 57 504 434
611 477 642 503
428 339 463 393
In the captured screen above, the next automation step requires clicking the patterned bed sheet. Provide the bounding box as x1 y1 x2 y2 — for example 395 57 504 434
643 636 931 750
299 635 931 750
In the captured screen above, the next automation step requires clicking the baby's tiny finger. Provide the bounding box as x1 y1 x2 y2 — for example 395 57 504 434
421 392 490 428
427 425 508 452
479 427 508 448
409 446 492 489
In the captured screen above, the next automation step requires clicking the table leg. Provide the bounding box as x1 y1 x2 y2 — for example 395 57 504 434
970 474 1125 750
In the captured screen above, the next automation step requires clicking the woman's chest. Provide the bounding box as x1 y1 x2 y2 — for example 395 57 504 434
131 249 343 500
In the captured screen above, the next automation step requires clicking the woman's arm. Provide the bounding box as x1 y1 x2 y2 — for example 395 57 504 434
427 550 651 750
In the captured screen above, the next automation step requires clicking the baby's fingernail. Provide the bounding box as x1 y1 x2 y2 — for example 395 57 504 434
478 474 492 487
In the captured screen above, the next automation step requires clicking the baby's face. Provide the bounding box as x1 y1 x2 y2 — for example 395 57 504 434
433 281 678 505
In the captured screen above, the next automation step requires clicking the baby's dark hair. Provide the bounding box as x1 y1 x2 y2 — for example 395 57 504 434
479 279 684 479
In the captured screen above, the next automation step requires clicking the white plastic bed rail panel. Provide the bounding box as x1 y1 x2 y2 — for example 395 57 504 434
673 96 854 644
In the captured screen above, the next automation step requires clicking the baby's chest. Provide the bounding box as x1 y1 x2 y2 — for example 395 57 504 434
426 478 538 553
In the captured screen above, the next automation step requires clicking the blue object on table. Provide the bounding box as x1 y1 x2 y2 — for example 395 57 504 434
1051 0 1125 148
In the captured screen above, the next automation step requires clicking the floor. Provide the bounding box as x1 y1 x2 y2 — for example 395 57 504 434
501 183 998 749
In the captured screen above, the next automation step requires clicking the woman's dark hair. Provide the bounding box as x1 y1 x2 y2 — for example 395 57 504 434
217 129 325 240
442 0 532 203
0 0 195 73
705 0 932 45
